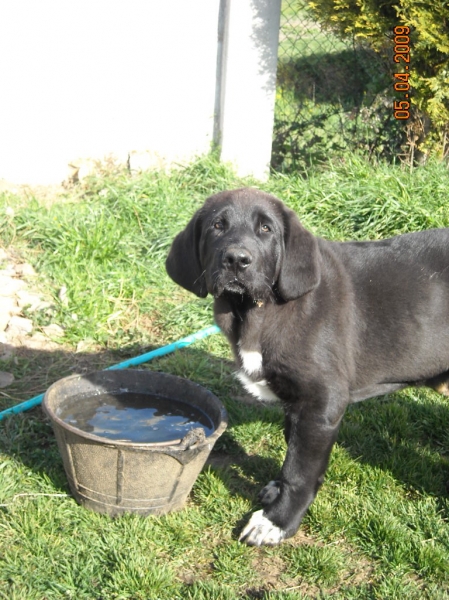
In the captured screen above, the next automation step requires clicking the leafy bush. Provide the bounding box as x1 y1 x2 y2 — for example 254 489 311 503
307 0 449 159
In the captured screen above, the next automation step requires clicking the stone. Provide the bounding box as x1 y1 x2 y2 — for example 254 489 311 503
0 275 26 296
7 315 34 336
16 290 49 312
14 263 37 278
68 159 96 182
0 297 18 331
25 334 60 351
76 339 96 353
58 285 68 306
0 342 14 360
0 314 10 333
41 324 64 338
0 296 19 313
0 371 14 388
128 150 167 173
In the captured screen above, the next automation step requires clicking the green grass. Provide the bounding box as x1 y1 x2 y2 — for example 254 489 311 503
1 154 449 598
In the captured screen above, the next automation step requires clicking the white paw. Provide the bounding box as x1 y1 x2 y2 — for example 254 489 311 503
239 509 286 546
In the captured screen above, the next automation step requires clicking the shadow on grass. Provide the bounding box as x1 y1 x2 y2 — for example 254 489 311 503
277 50 372 111
277 47 388 110
1 343 448 517
339 394 449 498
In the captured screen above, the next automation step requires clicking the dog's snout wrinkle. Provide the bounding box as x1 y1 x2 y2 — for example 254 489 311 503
223 247 253 271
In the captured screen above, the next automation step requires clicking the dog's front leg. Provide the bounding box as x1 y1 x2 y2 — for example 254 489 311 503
239 401 345 546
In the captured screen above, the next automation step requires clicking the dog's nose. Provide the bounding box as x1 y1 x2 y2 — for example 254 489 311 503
223 247 253 271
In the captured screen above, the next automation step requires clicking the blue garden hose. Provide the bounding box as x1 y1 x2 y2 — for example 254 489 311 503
0 324 220 422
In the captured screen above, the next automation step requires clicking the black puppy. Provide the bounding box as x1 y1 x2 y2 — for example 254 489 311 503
166 188 449 546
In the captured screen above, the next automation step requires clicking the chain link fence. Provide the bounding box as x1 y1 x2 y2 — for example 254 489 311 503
272 0 407 173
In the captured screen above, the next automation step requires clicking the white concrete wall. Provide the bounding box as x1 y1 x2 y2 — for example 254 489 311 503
0 1 220 184
0 0 281 185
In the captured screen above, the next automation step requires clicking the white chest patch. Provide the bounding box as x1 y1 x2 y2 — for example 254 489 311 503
236 345 279 402
239 349 263 375
235 371 280 402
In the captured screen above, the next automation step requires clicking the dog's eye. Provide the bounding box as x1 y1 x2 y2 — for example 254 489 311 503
260 224 271 233
213 221 224 231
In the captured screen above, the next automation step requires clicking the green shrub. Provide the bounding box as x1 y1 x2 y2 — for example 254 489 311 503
307 0 449 158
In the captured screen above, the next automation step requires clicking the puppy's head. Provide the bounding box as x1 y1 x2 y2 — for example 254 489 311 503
166 188 320 302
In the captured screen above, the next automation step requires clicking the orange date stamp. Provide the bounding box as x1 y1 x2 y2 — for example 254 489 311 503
393 26 411 120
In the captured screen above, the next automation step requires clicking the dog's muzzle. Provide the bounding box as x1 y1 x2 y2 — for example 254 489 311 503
214 247 252 296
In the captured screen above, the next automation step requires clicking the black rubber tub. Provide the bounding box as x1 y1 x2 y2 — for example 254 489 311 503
43 369 228 516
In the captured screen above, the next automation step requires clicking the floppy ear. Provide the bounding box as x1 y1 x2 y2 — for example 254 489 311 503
165 209 208 298
277 207 321 301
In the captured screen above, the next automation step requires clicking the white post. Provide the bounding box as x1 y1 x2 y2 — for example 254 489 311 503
217 0 281 181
